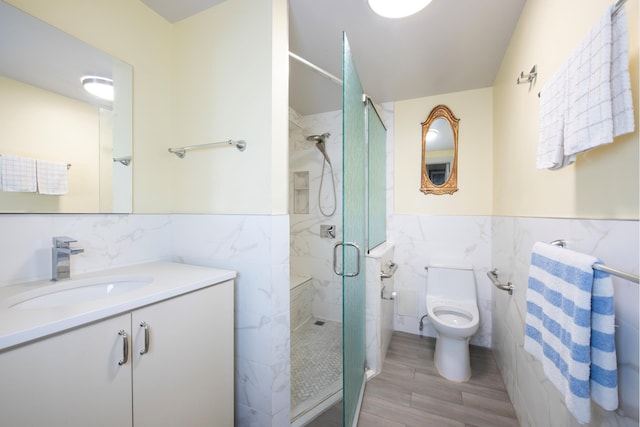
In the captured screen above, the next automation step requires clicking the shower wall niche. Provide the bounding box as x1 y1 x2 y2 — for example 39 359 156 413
293 171 309 214
289 107 343 322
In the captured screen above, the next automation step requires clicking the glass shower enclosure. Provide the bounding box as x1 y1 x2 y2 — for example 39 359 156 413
341 32 367 427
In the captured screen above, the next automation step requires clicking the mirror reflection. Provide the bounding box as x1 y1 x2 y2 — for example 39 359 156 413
421 105 459 195
0 1 133 213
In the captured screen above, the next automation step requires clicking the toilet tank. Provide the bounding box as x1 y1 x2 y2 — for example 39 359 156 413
426 265 476 301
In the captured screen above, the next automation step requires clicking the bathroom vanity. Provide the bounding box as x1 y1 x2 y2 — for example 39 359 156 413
0 262 235 427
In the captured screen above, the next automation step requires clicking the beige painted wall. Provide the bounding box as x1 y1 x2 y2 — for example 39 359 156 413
8 0 175 213
8 0 288 215
493 0 639 219
171 0 288 214
395 87 494 215
0 77 100 212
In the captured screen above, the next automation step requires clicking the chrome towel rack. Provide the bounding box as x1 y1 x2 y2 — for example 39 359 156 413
168 140 246 158
550 240 639 283
487 269 514 295
613 0 627 16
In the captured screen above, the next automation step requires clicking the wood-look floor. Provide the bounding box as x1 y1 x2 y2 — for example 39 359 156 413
307 332 520 427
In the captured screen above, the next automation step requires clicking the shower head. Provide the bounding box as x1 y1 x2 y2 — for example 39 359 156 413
306 133 332 165
306 132 330 143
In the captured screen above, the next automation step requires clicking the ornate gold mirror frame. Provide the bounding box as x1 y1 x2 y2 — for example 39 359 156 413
420 104 459 195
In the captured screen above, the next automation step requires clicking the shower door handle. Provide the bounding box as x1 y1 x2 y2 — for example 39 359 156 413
333 242 361 277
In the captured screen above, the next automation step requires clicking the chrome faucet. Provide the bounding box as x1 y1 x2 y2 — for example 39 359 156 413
52 236 84 281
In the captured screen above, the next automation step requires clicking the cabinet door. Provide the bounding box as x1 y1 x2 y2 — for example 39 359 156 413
0 314 133 427
132 281 234 427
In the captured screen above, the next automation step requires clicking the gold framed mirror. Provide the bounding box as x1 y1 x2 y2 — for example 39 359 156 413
420 104 459 195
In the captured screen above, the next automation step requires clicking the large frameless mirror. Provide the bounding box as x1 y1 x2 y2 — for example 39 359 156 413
420 104 459 195
0 0 133 213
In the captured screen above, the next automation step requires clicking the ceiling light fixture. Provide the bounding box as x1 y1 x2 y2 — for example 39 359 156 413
367 0 432 18
426 128 439 142
81 76 114 101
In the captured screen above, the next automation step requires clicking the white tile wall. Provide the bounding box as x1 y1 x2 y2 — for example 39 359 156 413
365 242 396 376
389 214 493 348
289 108 344 322
492 216 639 426
0 214 172 286
0 213 291 426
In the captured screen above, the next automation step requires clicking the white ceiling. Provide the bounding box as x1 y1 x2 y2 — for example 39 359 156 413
142 0 526 115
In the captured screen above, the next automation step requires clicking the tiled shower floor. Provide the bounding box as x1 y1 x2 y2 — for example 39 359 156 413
290 318 342 419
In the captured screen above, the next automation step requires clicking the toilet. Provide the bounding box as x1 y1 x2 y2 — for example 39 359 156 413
425 265 480 382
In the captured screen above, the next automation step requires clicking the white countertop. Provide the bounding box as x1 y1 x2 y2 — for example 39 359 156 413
0 262 236 351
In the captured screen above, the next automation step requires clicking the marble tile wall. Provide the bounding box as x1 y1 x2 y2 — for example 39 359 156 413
365 242 396 377
288 102 394 324
289 108 344 322
491 216 639 426
389 214 493 348
0 213 291 426
171 214 291 427
290 276 313 331
0 214 172 286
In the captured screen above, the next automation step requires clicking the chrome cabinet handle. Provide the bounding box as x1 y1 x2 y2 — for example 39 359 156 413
118 330 129 366
139 322 150 355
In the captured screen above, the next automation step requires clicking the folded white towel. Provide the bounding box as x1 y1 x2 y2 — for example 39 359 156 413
537 63 572 169
524 242 618 424
36 160 68 195
610 6 634 137
0 154 37 192
537 5 635 170
564 5 634 157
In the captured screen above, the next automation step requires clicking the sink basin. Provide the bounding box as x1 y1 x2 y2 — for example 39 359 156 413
10 276 153 309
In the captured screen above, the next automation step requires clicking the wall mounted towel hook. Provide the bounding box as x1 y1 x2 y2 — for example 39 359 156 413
517 65 537 91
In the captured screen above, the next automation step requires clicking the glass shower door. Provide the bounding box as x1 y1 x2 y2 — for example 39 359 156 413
341 32 366 427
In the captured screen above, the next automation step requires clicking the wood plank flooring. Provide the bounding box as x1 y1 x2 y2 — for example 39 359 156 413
307 332 520 427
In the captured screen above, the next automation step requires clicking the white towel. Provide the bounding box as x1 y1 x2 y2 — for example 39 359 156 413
0 154 37 192
36 160 68 195
524 242 618 424
537 63 573 169
609 6 634 137
564 5 634 157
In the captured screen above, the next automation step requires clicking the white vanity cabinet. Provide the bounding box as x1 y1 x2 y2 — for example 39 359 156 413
0 280 234 427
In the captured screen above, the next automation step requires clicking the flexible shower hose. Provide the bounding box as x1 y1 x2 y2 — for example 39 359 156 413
318 158 337 217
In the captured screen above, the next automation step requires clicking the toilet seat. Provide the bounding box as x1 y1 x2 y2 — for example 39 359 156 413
426 298 479 339
433 307 474 326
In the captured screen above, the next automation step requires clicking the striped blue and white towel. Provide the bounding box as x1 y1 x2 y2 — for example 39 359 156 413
524 242 617 424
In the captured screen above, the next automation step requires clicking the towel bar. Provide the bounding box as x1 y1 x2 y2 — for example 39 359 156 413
550 240 639 284
487 269 514 295
168 139 246 158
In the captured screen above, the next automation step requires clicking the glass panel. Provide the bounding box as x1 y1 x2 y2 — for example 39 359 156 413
367 101 387 250
342 32 367 427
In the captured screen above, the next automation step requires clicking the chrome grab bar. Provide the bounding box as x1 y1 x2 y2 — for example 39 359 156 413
487 269 514 295
380 261 398 280
380 285 396 301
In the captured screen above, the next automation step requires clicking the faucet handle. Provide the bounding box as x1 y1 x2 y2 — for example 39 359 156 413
53 236 77 248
